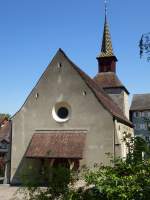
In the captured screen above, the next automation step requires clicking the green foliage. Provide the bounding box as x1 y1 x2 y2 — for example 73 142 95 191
123 134 150 163
139 33 150 61
133 137 147 161
126 135 150 162
84 159 150 200
19 165 78 200
66 187 106 200
0 113 11 119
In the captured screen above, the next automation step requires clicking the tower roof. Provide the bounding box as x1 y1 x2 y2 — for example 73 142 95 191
99 16 115 58
93 72 129 94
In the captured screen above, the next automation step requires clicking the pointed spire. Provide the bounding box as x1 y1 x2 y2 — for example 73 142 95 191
97 0 115 58
99 16 114 58
96 0 117 73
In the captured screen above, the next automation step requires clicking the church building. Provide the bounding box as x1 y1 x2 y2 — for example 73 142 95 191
5 9 133 185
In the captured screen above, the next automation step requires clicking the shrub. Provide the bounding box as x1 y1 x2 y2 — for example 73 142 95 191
84 159 150 200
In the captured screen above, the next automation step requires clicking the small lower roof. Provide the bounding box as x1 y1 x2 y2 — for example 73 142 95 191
26 131 86 159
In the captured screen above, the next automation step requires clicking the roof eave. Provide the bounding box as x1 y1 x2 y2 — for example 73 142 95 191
96 55 118 62
113 116 133 128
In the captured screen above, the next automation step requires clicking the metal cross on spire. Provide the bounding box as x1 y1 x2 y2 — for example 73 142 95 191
104 0 108 19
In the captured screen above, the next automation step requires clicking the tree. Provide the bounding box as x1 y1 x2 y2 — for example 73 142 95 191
139 33 150 61
133 136 148 161
0 113 11 119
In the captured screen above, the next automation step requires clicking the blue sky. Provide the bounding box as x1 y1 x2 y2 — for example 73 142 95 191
0 0 150 115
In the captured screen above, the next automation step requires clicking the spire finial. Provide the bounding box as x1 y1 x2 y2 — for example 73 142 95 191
104 0 108 19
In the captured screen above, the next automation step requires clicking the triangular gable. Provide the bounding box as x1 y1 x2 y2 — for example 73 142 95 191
12 48 132 127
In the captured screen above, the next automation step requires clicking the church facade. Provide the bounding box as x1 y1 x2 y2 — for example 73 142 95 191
5 13 133 185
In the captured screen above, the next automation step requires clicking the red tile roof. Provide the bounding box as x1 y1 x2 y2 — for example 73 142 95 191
26 131 86 159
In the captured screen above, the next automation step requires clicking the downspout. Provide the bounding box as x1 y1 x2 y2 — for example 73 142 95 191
3 120 12 184
8 120 12 184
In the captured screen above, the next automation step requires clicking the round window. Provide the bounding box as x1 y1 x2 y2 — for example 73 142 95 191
52 102 71 123
57 107 69 119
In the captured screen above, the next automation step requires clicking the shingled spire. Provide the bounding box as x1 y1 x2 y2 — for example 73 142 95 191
100 16 114 58
97 1 117 73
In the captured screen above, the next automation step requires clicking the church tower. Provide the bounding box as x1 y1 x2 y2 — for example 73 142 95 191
94 2 129 119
